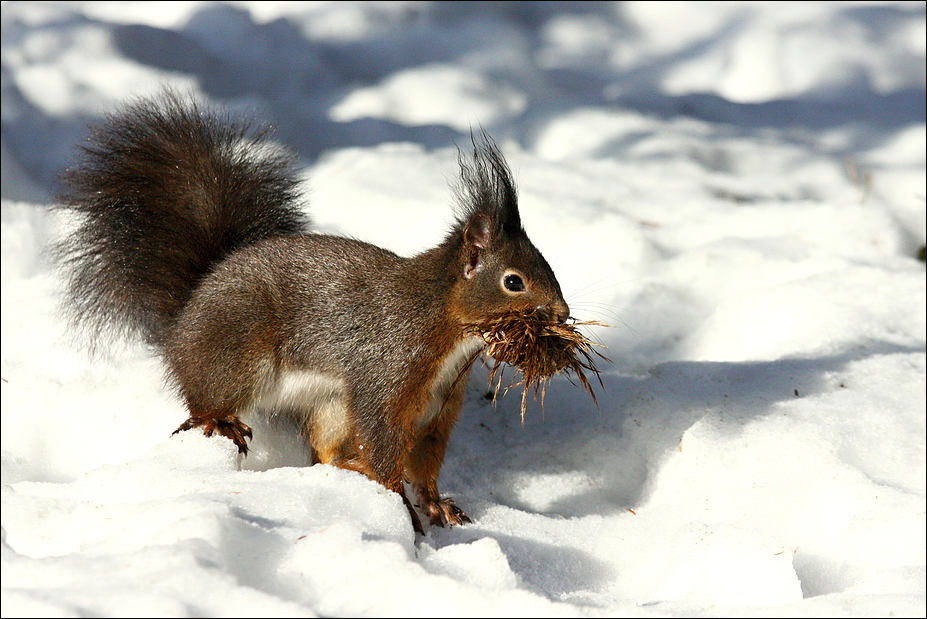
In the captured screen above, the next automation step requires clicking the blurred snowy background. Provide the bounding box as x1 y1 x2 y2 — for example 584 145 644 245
2 2 925 617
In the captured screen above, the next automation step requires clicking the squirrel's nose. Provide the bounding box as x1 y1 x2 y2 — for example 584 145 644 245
539 300 570 324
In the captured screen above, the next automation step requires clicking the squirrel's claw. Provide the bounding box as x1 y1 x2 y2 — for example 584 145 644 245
400 493 425 534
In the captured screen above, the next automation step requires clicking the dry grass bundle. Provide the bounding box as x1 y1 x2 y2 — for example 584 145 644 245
465 310 610 422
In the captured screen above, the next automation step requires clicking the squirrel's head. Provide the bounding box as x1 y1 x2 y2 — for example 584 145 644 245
448 133 569 326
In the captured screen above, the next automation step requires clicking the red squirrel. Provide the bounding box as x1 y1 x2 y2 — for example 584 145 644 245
56 91 569 531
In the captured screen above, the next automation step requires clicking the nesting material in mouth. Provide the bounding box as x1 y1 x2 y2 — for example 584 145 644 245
465 309 610 422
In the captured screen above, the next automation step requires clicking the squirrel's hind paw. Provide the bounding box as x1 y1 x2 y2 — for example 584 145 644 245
173 415 253 454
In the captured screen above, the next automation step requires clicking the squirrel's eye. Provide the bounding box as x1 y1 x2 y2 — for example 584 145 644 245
503 273 526 292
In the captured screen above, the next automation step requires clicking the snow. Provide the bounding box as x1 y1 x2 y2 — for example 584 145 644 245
1 1 925 617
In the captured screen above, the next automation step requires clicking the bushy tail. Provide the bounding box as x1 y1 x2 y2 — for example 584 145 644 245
55 90 309 348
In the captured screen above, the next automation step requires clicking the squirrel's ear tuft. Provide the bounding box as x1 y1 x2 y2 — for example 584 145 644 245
454 130 521 244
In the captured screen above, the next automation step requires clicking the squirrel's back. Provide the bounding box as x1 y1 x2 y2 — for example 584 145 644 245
56 90 309 348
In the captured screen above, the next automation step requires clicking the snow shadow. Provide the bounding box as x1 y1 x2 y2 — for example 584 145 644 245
446 339 925 520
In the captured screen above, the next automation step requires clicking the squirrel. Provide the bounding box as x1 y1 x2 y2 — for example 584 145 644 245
55 90 569 532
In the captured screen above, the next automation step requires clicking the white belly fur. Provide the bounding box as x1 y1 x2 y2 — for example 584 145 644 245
253 368 350 448
419 336 484 427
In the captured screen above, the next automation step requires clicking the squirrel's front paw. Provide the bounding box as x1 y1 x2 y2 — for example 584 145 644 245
425 497 472 527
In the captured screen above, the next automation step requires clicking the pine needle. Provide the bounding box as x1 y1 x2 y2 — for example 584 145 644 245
466 310 610 422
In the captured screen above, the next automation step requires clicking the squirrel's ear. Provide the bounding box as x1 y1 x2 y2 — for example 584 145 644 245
463 214 490 278
464 213 491 249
